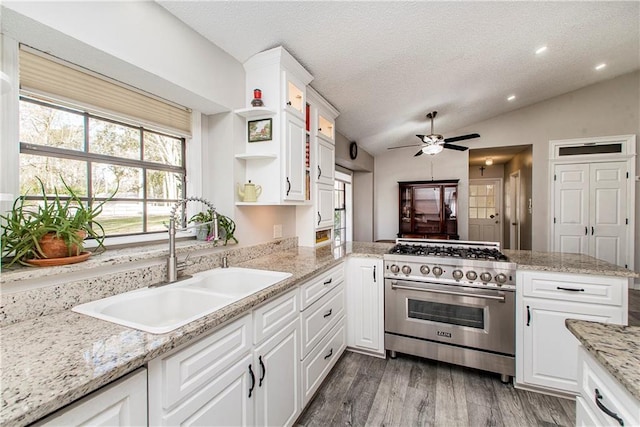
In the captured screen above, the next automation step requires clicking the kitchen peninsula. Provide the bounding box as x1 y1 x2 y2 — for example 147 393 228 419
0 241 636 426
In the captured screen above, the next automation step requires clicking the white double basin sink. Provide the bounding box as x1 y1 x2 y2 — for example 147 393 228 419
72 267 292 334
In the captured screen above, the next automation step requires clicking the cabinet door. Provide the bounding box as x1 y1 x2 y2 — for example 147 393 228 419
35 369 147 427
160 354 254 426
254 318 301 427
316 111 335 142
521 299 622 393
316 138 334 186
316 184 334 229
346 258 384 355
283 71 305 119
284 113 306 201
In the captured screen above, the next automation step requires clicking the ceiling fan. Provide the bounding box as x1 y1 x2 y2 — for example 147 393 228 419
387 111 480 156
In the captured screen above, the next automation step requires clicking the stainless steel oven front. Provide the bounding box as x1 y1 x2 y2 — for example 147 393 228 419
384 277 515 379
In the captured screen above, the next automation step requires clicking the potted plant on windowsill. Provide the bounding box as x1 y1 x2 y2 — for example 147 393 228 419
0 177 114 267
188 209 238 246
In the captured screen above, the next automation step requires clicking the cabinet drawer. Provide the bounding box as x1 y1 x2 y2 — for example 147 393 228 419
300 282 345 359
579 347 640 426
301 319 346 405
520 271 623 305
300 264 344 309
253 288 299 345
148 314 252 411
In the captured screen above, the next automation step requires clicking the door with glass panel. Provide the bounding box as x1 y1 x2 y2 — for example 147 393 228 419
469 179 502 245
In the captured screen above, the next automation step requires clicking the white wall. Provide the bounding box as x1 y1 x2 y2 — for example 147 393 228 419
1 2 243 113
373 71 640 264
375 147 470 240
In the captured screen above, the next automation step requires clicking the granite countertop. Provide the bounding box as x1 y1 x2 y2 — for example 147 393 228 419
0 242 391 426
566 319 640 401
504 250 638 278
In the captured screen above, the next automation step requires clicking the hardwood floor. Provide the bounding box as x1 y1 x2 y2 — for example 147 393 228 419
629 288 640 326
298 288 638 426
296 351 575 427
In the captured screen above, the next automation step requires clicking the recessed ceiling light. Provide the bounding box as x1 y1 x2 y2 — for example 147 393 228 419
535 46 548 55
595 63 607 70
507 95 516 101
485 158 494 166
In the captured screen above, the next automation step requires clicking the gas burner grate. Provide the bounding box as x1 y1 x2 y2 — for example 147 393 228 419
388 243 509 261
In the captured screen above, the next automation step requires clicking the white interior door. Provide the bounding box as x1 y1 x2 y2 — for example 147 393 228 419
468 179 502 245
510 171 521 250
552 161 627 267
553 164 589 255
589 162 627 267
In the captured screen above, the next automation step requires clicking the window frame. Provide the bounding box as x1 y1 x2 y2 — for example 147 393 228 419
18 96 188 238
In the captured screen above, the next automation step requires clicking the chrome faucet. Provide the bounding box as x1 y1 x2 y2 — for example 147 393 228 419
166 197 218 283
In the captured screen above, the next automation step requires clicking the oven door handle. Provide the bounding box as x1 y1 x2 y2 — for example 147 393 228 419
390 282 506 302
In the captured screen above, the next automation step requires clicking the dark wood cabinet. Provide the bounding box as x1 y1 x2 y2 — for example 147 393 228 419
398 180 459 239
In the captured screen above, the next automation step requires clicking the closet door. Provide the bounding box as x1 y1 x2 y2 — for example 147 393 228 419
589 162 627 267
553 163 590 256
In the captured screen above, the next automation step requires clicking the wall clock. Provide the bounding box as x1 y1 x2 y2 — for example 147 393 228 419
349 141 358 160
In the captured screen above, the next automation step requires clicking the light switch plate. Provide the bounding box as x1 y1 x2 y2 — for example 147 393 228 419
273 224 282 238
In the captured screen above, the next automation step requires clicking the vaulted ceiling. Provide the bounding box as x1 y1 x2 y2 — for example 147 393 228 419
165 2 639 155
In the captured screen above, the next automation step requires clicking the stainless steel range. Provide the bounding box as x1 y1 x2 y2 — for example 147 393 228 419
384 238 516 382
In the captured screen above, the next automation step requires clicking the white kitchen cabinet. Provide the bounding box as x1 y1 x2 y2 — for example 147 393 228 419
298 264 346 405
148 314 253 426
253 317 301 427
316 138 334 186
238 46 313 205
283 113 307 202
516 270 628 396
346 257 385 357
34 368 147 427
576 345 640 427
295 87 339 247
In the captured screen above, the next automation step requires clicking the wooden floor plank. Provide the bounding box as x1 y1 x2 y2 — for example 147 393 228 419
365 356 411 426
399 356 438 427
434 362 470 426
491 380 540 427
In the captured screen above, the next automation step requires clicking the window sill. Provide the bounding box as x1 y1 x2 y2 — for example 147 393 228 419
0 236 231 288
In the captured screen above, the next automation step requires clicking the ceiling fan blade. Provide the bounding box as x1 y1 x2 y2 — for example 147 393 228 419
443 143 469 151
443 133 480 143
414 149 424 157
387 143 422 150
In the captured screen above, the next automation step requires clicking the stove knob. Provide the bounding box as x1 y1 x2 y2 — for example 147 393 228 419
452 269 464 280
401 265 412 275
390 264 400 274
480 272 492 283
466 270 478 281
432 266 443 277
420 265 430 275
495 273 508 284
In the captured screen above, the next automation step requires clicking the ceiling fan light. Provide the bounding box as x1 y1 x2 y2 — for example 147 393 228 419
422 144 444 155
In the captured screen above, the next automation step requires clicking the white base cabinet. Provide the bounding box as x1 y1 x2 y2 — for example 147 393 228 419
35 368 147 427
149 288 301 427
346 257 385 357
516 270 628 395
576 345 640 426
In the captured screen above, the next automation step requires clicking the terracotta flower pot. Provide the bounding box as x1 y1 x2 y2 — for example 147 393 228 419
38 231 87 259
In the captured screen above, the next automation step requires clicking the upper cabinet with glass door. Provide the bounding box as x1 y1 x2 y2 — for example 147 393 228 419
283 72 305 120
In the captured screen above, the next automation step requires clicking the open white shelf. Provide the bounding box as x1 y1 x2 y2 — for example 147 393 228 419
234 153 277 160
233 107 277 118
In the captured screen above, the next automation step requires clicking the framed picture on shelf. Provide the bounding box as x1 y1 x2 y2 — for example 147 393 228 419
248 118 272 142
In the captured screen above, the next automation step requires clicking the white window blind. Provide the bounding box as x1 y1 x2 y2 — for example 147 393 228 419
19 46 192 136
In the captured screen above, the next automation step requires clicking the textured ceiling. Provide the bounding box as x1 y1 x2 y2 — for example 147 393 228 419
158 1 640 155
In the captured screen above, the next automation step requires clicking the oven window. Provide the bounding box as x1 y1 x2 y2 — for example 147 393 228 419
408 299 484 329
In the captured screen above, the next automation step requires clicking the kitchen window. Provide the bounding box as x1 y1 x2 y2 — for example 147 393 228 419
19 97 186 237
334 170 353 244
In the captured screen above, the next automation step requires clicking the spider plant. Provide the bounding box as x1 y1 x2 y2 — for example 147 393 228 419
188 209 238 246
